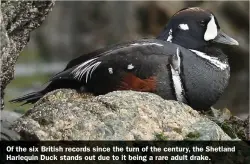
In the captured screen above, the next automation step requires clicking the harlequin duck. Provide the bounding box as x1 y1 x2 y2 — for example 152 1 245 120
10 7 239 110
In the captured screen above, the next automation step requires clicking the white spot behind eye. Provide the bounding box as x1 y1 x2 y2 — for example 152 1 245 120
108 68 113 74
204 15 218 41
127 64 134 70
179 24 189 30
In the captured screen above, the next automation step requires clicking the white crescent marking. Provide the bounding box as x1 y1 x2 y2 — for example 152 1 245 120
190 49 228 70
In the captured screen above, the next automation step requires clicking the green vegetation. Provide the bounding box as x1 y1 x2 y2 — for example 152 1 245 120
185 131 201 140
172 128 182 134
204 108 248 140
155 132 168 141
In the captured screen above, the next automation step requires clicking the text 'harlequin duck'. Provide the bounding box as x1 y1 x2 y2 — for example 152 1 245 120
10 7 239 110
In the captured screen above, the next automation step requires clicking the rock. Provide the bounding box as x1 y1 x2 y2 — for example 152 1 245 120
206 108 249 140
1 110 22 140
0 1 55 110
12 89 231 140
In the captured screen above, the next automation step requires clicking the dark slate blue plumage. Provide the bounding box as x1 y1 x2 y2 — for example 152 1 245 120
10 7 238 110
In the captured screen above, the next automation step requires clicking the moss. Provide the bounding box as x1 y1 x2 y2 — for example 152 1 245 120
185 131 201 139
216 118 247 140
204 108 248 140
155 132 168 141
218 122 238 138
173 128 182 134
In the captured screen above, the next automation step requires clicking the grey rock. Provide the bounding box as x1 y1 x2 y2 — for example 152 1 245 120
1 110 22 125
12 89 231 140
0 1 55 110
1 110 22 140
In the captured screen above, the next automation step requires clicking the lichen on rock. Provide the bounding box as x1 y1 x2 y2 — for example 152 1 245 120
12 89 231 140
0 0 55 110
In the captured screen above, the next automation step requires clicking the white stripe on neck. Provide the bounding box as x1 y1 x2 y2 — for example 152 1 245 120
189 49 228 70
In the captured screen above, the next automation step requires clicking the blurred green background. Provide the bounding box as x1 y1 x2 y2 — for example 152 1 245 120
5 1 249 119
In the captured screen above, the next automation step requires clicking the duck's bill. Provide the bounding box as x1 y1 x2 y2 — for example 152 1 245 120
213 31 239 46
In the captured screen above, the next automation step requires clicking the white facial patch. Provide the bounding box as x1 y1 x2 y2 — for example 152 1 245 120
167 29 173 42
108 68 113 74
127 64 134 70
204 15 218 41
189 49 228 70
179 24 189 30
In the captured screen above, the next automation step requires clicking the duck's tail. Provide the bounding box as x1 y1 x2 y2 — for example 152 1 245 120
9 91 43 105
9 79 83 105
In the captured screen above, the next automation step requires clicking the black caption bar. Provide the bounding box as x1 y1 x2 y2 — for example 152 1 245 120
0 141 250 164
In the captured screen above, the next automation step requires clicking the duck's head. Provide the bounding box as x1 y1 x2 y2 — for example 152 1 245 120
157 7 239 51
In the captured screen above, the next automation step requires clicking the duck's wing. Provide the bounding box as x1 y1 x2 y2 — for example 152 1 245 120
50 39 178 95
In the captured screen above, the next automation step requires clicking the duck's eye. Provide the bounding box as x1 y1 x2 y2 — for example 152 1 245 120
200 20 206 26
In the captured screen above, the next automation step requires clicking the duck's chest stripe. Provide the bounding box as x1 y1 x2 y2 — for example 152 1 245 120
170 48 187 103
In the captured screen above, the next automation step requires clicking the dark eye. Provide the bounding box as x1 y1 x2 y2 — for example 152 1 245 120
200 20 206 26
